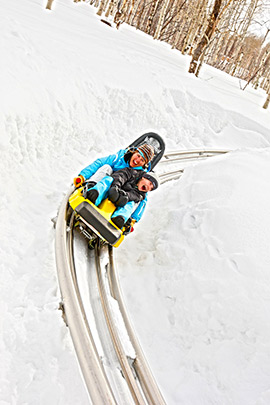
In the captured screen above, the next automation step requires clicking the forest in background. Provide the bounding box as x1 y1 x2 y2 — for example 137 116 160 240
47 0 270 109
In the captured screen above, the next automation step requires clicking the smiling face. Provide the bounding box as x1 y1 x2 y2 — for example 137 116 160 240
129 152 146 168
137 177 154 192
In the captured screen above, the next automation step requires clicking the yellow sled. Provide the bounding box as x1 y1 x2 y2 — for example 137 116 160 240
69 187 125 248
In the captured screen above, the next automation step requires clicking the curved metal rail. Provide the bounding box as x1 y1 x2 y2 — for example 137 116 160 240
107 245 166 405
55 149 228 404
94 242 149 404
161 149 228 162
159 149 228 183
55 189 117 404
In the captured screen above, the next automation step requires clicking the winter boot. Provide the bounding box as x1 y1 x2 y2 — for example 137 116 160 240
111 215 125 229
116 191 128 207
86 189 99 204
83 181 97 199
108 186 119 203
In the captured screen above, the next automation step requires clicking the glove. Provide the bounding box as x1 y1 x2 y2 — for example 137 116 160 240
116 190 128 207
85 188 99 204
83 181 97 199
108 186 120 203
73 175 85 188
123 218 136 235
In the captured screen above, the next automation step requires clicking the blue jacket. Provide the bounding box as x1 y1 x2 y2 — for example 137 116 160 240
79 149 149 222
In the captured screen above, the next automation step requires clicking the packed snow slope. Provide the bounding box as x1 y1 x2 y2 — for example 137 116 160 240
1 0 270 404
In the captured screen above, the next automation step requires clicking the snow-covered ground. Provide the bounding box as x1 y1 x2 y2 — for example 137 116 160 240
1 0 270 404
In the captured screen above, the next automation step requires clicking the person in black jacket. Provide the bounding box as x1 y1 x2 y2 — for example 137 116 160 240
85 167 159 229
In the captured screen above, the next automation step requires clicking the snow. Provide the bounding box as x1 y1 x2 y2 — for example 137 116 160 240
1 0 270 404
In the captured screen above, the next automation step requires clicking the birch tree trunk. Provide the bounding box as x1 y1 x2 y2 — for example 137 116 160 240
169 0 187 49
261 69 270 90
126 0 136 25
105 0 116 17
230 50 243 76
178 1 206 53
146 0 159 34
211 32 229 66
188 0 222 74
135 0 146 29
263 92 270 109
252 52 270 90
97 0 110 16
46 0 54 10
229 0 259 76
153 0 170 40
159 0 178 41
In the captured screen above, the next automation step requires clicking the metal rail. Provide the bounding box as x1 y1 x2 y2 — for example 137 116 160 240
55 189 117 404
95 242 148 404
55 149 228 404
161 149 228 162
107 246 166 405
159 149 228 183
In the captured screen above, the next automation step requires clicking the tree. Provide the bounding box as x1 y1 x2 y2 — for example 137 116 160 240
188 0 223 75
46 0 54 10
153 0 171 39
228 0 259 76
263 92 270 109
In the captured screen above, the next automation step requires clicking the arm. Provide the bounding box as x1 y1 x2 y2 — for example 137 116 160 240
110 168 134 188
131 194 148 222
79 150 124 180
125 189 144 204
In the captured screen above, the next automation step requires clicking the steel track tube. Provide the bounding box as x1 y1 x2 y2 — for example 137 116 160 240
95 243 147 405
161 149 228 160
107 246 167 405
55 189 117 405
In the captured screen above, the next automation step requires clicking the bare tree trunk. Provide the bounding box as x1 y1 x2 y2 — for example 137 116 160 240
263 92 270 109
153 0 170 39
97 0 110 16
178 0 207 54
261 68 270 90
209 29 230 67
159 0 179 41
46 0 54 10
230 50 243 76
126 0 136 25
105 0 116 17
249 52 270 90
134 0 146 29
229 0 259 76
130 0 140 25
188 0 222 74
118 0 132 24
146 0 159 34
165 0 186 48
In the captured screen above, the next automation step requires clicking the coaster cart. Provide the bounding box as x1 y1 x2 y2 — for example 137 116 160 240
69 132 165 248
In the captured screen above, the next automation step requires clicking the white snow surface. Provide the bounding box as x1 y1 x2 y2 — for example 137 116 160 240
1 0 270 404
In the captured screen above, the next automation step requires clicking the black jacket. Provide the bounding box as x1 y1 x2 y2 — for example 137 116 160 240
110 167 146 203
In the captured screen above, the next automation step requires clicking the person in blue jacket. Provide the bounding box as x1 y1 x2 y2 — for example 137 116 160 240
73 143 155 224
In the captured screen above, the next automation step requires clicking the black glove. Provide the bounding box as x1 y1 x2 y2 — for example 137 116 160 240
108 186 120 203
83 182 97 199
83 187 99 204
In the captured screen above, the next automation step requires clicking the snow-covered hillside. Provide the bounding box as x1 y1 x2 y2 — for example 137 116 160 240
1 0 270 404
